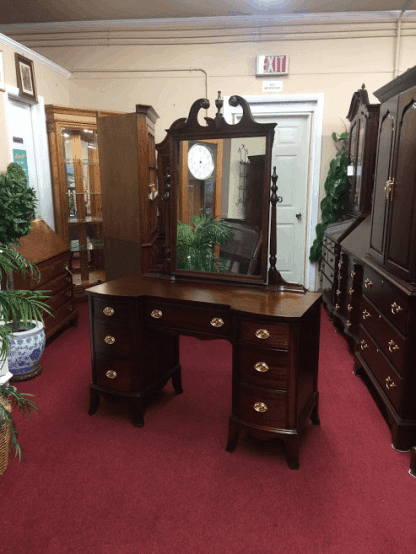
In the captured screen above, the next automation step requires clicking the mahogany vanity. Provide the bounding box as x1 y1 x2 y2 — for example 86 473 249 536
87 94 321 469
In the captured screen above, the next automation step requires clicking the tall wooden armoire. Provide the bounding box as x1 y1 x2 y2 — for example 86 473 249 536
355 66 416 451
97 105 159 281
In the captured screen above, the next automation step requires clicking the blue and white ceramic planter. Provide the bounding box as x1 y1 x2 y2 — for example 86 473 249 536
8 321 46 381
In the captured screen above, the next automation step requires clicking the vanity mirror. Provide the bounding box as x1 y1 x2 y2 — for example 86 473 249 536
153 92 302 291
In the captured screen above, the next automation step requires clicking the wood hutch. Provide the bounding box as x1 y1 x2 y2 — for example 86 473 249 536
320 85 379 347
45 105 123 300
86 94 322 469
354 66 416 452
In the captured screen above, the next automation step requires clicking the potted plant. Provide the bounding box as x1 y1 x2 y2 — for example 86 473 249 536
0 162 51 380
177 214 233 272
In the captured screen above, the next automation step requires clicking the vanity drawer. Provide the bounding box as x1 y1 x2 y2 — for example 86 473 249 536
94 354 136 392
361 296 405 372
363 265 408 335
91 297 135 324
322 246 336 270
233 383 287 429
358 326 403 413
240 319 290 350
145 300 231 337
236 344 289 389
92 320 136 357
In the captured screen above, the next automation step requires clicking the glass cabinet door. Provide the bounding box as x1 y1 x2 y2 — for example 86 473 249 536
61 127 104 288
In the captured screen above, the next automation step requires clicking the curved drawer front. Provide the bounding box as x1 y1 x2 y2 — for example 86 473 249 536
145 300 231 337
240 320 290 350
358 326 403 413
236 344 289 389
92 320 136 357
94 354 135 392
91 297 134 324
234 383 287 429
363 265 408 335
361 296 405 372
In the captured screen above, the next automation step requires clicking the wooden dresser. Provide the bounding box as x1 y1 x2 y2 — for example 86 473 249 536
354 67 416 451
87 276 321 469
15 218 78 341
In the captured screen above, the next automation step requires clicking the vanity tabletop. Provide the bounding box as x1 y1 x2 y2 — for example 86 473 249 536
86 274 322 321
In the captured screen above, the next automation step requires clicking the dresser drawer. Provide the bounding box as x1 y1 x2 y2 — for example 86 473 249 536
145 300 231 337
358 326 404 413
14 252 70 291
322 246 336 270
92 320 136 357
361 296 405 372
44 285 73 312
236 344 289 389
321 259 336 282
240 319 290 350
91 297 135 324
94 354 136 392
363 265 409 335
233 383 287 429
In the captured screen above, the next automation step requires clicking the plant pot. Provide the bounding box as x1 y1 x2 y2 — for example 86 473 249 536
0 396 11 475
8 321 46 382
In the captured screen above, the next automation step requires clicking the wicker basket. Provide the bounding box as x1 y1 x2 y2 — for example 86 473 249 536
0 396 11 476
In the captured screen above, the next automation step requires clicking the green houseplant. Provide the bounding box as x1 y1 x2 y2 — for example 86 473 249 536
177 214 233 272
0 163 51 471
309 132 350 262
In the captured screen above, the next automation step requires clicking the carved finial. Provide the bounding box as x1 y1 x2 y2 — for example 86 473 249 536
361 83 366 89
215 91 223 115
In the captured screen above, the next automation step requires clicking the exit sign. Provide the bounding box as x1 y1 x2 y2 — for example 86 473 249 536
257 55 289 76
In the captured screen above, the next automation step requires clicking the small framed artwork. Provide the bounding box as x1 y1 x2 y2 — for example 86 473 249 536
0 51 5 92
15 53 37 102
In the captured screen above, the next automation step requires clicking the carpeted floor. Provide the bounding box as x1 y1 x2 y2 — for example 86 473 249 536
2 303 415 554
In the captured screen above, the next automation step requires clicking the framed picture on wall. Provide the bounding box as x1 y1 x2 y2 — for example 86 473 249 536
0 51 5 92
15 53 37 102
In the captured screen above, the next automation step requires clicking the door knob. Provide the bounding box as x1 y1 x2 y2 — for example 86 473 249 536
296 213 302 219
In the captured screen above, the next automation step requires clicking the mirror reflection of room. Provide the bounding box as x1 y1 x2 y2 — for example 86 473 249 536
177 136 266 275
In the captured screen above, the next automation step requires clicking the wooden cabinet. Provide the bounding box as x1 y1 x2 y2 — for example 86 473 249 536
15 218 78 342
45 105 123 299
87 275 321 469
355 259 416 451
96 105 159 281
369 68 416 284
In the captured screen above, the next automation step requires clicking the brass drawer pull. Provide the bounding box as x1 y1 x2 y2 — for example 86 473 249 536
385 376 397 390
103 307 114 316
151 309 163 319
350 271 356 277
210 318 224 328
391 302 403 315
348 288 354 296
338 261 343 268
364 278 373 288
347 304 353 312
335 303 340 310
254 362 270 373
346 320 352 328
336 290 341 296
104 335 115 345
388 340 399 353
106 370 117 379
362 309 371 319
255 329 270 340
360 340 368 350
253 402 268 413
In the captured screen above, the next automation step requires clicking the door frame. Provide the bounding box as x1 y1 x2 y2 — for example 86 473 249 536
3 84 54 230
224 93 324 291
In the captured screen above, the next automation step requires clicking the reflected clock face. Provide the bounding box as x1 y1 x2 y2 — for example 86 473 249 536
187 143 215 180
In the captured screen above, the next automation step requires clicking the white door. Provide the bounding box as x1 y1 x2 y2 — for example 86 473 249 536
258 114 311 284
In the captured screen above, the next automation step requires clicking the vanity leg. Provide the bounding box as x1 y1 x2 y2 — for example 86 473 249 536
172 365 183 394
226 418 240 453
284 435 300 470
311 398 321 426
88 386 100 415
129 396 144 428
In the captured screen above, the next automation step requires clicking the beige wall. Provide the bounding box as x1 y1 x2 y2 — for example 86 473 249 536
0 36 70 173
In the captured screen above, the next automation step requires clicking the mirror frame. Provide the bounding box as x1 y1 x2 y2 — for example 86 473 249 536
166 93 276 286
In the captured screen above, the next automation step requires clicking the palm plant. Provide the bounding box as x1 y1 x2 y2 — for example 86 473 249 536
177 214 233 272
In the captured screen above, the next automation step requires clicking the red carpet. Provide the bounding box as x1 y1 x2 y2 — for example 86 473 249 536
2 303 415 553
